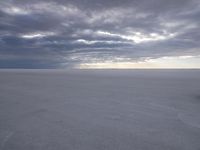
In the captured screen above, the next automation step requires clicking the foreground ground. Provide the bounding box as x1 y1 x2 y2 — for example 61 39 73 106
0 69 200 150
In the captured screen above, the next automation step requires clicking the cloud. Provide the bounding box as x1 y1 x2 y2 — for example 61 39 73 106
20 32 56 39
0 0 200 68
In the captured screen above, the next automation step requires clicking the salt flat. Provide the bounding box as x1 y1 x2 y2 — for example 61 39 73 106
0 69 200 150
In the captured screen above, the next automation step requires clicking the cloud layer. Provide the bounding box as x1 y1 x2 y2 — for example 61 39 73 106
0 0 200 68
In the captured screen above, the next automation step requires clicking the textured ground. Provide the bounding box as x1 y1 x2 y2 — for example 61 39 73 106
0 69 200 150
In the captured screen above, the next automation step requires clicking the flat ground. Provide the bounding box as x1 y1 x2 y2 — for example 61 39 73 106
0 69 200 150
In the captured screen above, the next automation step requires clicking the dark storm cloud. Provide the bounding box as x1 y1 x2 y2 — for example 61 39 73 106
0 0 200 68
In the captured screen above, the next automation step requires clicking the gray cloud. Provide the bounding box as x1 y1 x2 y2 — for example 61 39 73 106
0 0 200 68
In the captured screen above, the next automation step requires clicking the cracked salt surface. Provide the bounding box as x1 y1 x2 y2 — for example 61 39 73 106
0 69 200 150
178 113 200 129
0 130 14 149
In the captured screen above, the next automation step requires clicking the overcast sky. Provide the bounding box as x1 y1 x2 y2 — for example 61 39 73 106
0 0 200 68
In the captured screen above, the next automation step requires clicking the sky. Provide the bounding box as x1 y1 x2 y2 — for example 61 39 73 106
0 0 200 68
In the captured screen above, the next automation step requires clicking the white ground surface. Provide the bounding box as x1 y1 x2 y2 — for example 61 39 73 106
0 69 200 150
